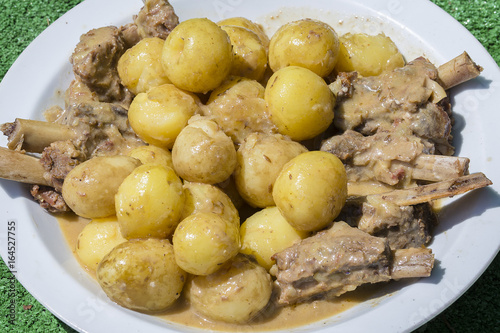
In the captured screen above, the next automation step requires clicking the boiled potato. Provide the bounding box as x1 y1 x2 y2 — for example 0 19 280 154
205 76 276 144
335 33 405 76
235 133 308 208
117 37 170 95
97 238 186 313
172 212 240 275
115 164 185 239
162 18 233 93
217 17 270 51
272 151 347 232
186 254 272 323
128 83 201 148
76 216 127 271
240 207 308 271
172 116 237 184
62 156 141 219
182 181 240 227
265 66 335 141
127 145 173 169
220 25 268 81
269 19 339 77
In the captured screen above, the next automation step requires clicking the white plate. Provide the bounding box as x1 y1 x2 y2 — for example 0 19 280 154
0 0 499 332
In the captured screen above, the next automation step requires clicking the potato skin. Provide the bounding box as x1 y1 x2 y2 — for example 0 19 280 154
172 116 237 184
269 19 339 77
186 254 273 323
205 76 276 144
97 238 186 313
240 207 308 271
76 216 127 271
62 156 141 219
265 66 335 141
217 17 270 51
235 133 308 208
220 25 268 81
127 145 174 169
117 37 170 95
181 181 240 227
128 83 201 149
272 151 347 232
172 212 240 276
115 164 185 239
162 18 233 93
335 33 405 76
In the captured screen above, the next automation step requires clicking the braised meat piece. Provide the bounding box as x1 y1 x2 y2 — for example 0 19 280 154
338 198 437 250
332 57 454 155
321 129 470 195
134 0 179 39
71 26 132 103
271 221 434 305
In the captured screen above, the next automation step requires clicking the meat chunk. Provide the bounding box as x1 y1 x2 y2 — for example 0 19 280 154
134 0 179 39
271 221 434 305
332 57 454 155
338 198 437 250
30 185 69 213
320 129 469 194
71 26 132 103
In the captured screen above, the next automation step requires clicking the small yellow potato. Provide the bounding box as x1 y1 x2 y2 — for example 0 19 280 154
335 33 405 76
220 25 268 81
269 19 340 77
172 212 240 275
62 156 141 219
162 18 233 93
76 216 127 271
217 17 270 51
115 164 185 239
128 83 201 148
127 145 173 169
205 76 276 144
272 151 347 232
265 66 335 141
117 37 170 95
186 254 272 323
172 116 237 184
97 238 186 313
240 207 308 271
182 181 240 227
235 133 308 208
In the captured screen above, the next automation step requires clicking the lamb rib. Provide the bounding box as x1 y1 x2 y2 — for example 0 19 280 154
368 172 492 206
437 52 483 90
0 147 50 186
1 118 78 153
271 221 434 305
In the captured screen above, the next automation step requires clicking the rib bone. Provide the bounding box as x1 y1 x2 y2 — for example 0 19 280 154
0 147 50 185
1 118 78 153
368 172 492 206
437 52 483 90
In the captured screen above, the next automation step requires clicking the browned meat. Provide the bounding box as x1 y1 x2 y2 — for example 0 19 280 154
120 23 142 48
71 26 132 103
39 140 81 192
30 185 69 213
332 57 454 155
320 129 469 194
134 0 179 39
338 198 437 250
271 221 434 305
58 79 143 160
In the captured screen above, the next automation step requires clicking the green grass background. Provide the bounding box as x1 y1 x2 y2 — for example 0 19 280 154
0 0 499 332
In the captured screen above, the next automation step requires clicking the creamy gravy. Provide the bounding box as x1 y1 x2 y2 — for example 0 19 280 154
57 215 378 331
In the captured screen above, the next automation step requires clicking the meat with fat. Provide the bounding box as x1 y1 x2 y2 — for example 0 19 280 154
271 221 434 305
